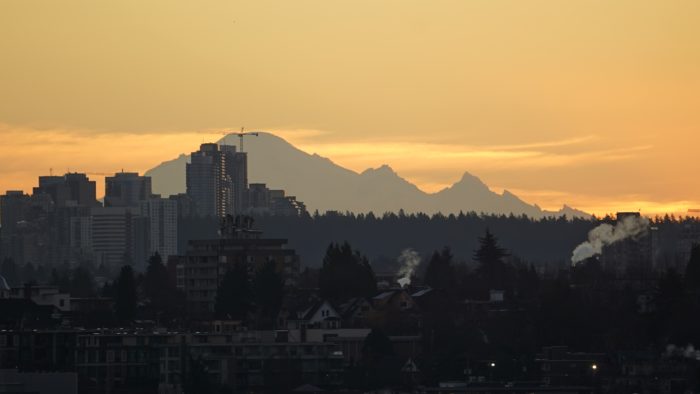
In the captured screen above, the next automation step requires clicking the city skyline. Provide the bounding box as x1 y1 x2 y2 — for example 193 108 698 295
4 3 700 393
2 1 700 216
0 128 696 217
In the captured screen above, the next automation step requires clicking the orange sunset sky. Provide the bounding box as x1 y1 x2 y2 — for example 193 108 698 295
1 1 699 216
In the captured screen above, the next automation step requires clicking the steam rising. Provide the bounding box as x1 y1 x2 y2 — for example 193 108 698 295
666 344 700 360
397 249 421 287
571 215 650 265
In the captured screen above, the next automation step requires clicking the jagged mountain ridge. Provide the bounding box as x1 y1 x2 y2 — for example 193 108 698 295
145 132 590 218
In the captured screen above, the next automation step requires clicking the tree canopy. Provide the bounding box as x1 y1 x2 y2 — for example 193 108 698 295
424 247 455 290
474 229 510 290
252 259 285 328
684 244 700 292
319 242 377 301
215 262 252 320
114 265 137 323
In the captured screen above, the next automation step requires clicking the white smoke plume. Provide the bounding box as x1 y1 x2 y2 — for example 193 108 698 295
397 248 421 287
571 215 650 266
665 344 700 360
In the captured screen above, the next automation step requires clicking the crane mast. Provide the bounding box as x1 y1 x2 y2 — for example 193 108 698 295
234 127 259 153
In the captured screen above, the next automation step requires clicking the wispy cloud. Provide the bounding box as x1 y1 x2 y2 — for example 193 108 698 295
0 124 211 194
480 136 597 151
488 186 700 217
291 135 651 173
0 124 679 216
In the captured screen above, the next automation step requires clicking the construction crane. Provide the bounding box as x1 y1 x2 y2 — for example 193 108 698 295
234 127 259 153
199 127 259 152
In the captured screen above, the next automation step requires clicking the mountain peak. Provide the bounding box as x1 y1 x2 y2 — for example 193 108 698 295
502 189 517 198
450 171 490 191
217 131 294 149
146 131 589 218
361 164 396 176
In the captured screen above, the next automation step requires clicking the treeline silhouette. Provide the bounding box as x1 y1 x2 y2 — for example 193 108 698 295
5 221 700 390
180 211 698 271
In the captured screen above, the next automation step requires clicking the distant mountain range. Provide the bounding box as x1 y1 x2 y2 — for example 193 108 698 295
145 132 590 218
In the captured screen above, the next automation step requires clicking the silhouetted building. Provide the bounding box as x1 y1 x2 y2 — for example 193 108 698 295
33 176 69 207
535 346 604 387
0 330 78 378
4 283 71 312
270 189 307 216
22 173 102 266
66 206 93 263
677 221 700 269
0 369 77 394
168 193 194 218
104 172 152 207
140 196 178 261
0 191 31 262
33 173 99 208
247 183 270 212
176 216 300 316
227 147 249 215
247 184 307 216
69 328 344 393
91 207 146 269
0 191 53 265
186 143 233 218
219 144 248 215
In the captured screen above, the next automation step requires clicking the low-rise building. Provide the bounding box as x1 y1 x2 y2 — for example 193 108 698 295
5 284 71 312
0 369 78 394
176 216 300 316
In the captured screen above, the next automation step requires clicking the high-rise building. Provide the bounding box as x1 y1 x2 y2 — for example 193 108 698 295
222 145 249 215
33 173 99 208
168 193 194 218
104 172 152 207
246 185 307 216
247 183 270 213
29 173 100 265
176 216 300 316
140 197 178 262
33 176 70 207
63 173 99 207
91 207 145 269
186 143 233 218
0 191 30 239
68 209 93 262
269 190 307 216
0 191 54 266
0 191 31 262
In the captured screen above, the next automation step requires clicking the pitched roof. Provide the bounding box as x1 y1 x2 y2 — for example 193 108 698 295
373 291 396 301
338 297 372 319
301 300 339 321
411 288 433 298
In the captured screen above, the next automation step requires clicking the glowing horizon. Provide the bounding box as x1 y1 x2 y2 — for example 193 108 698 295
1 1 699 217
0 126 697 218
